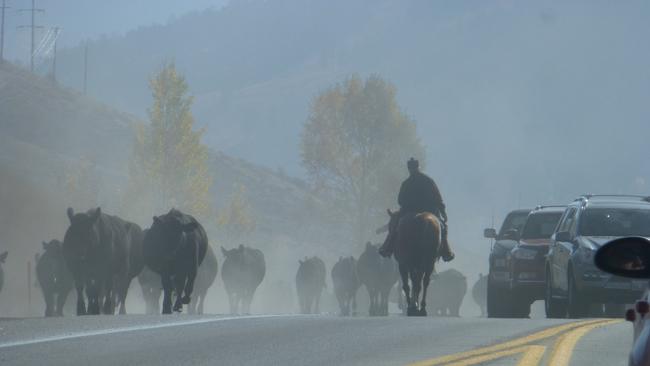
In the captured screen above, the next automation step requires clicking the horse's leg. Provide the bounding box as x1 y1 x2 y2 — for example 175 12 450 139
420 270 432 316
400 265 412 315
411 270 424 316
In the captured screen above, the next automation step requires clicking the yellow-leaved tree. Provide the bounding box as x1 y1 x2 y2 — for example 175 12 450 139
216 183 256 243
301 74 426 245
125 62 212 221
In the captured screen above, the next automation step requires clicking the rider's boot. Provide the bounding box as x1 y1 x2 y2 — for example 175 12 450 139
378 241 393 258
440 227 455 262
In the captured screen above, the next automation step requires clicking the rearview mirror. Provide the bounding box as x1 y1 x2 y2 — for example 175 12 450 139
484 228 497 239
595 237 650 278
554 231 571 242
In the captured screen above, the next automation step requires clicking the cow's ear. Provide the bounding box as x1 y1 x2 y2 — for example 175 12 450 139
366 242 372 249
90 207 101 222
67 207 74 222
0 251 7 263
299 259 304 265
221 246 229 257
153 216 161 225
42 241 48 250
182 222 198 233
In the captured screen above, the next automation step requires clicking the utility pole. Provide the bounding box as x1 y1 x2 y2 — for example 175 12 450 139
0 0 9 62
83 42 88 94
17 0 44 72
50 26 61 81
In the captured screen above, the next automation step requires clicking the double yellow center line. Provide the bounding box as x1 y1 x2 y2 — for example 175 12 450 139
408 319 621 366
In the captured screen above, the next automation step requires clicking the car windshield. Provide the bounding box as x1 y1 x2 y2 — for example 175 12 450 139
579 208 650 237
498 212 529 239
520 212 563 239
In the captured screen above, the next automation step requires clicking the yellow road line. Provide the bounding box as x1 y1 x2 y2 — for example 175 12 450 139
547 319 621 366
517 345 547 366
407 319 608 366
442 345 546 366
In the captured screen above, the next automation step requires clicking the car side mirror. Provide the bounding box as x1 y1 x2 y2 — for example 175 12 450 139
554 231 571 242
595 237 650 278
503 229 519 241
484 228 497 239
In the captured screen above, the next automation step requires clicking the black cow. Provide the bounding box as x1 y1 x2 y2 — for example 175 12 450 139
221 245 265 314
143 209 208 314
36 240 73 317
357 242 399 316
63 207 144 315
296 256 326 314
0 251 7 296
426 269 467 317
331 256 360 316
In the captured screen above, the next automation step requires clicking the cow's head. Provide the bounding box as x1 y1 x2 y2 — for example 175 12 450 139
63 207 101 259
146 210 198 256
42 240 63 253
0 251 7 264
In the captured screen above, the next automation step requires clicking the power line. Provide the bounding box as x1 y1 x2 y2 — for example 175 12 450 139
0 0 9 62
17 0 44 72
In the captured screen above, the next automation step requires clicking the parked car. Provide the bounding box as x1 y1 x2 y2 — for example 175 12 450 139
545 195 650 318
594 236 650 366
484 208 531 318
503 205 565 317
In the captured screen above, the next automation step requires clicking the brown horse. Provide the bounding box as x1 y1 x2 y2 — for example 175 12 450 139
384 209 442 316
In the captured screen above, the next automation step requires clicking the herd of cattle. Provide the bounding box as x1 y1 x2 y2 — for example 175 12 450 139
0 207 490 317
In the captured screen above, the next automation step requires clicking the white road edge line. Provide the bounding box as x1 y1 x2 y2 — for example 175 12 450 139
0 314 299 349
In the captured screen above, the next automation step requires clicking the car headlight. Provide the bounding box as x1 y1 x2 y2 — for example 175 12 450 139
512 248 537 260
577 246 596 263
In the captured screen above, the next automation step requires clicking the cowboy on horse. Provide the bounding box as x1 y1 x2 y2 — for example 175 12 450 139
379 158 455 262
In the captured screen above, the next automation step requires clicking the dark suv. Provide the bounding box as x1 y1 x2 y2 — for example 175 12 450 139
503 205 565 317
484 209 531 318
545 195 650 318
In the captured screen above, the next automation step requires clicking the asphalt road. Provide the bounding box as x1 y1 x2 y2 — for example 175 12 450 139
0 314 631 366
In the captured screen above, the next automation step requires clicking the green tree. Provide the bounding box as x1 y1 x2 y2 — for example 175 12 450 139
216 183 256 243
126 62 212 220
301 74 425 244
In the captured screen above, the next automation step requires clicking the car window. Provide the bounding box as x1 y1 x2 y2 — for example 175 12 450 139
579 208 650 237
557 208 577 234
498 212 529 239
520 212 564 240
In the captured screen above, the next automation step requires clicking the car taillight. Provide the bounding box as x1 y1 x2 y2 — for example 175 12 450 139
626 308 637 322
636 300 649 315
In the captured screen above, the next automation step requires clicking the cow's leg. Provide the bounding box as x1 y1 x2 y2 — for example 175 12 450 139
244 291 254 314
56 290 69 317
380 288 389 316
198 292 206 315
173 275 185 312
420 270 432 316
161 274 173 314
315 289 322 314
352 291 357 316
86 278 100 315
102 275 115 315
74 274 86 315
43 289 54 317
182 267 197 305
